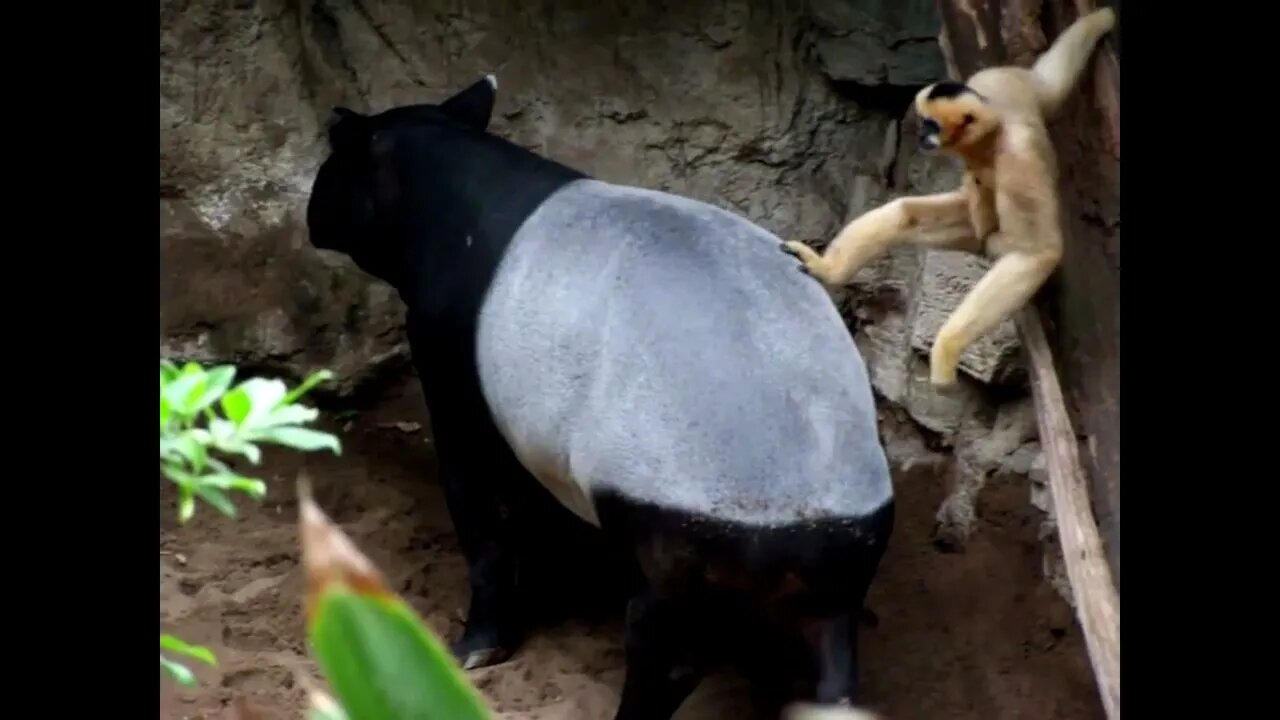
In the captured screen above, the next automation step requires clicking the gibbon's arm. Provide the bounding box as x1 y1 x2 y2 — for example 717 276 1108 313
1031 7 1117 119
780 191 980 285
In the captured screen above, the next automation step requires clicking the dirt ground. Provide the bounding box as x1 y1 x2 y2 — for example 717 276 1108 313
159 377 1105 720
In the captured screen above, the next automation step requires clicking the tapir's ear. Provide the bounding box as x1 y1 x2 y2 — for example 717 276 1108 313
326 106 369 152
438 75 498 130
326 106 359 130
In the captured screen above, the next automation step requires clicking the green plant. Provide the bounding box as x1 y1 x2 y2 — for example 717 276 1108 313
297 477 493 720
160 359 342 686
159 358 492 718
160 359 341 522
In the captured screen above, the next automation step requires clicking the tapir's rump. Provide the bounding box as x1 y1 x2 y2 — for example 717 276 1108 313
475 178 893 528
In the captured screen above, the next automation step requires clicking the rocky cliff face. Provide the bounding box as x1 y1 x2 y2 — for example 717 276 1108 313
160 0 1048 557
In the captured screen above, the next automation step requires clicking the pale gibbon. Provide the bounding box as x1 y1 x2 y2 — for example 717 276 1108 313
782 7 1117 387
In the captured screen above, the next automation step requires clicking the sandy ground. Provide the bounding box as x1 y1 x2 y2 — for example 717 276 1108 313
160 378 1105 720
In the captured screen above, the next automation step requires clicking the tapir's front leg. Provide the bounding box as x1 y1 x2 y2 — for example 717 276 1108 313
432 433 526 669
411 313 528 670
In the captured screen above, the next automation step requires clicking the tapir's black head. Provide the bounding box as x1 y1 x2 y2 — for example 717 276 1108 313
305 75 499 283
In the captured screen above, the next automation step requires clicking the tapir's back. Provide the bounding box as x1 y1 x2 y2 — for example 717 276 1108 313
475 179 892 528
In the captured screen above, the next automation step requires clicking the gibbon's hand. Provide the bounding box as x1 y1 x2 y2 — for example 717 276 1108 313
780 240 836 283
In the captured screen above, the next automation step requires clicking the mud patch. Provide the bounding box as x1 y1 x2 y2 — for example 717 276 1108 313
159 379 1103 720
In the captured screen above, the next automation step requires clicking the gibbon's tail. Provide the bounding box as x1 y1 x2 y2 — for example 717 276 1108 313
1031 7 1116 118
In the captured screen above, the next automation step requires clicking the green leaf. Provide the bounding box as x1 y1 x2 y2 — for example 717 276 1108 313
219 440 263 465
168 433 209 473
237 377 289 427
160 656 197 686
283 369 335 406
163 369 208 419
160 359 181 383
201 472 268 500
194 484 238 518
188 365 237 414
221 386 252 425
261 404 321 428
160 634 217 666
207 419 263 464
162 462 197 489
164 376 203 417
203 455 233 474
310 588 492 720
206 417 235 443
251 426 342 455
160 395 172 431
164 461 264 506
178 487 196 524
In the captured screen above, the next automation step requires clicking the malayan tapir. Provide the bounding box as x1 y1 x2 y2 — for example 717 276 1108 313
305 75 896 720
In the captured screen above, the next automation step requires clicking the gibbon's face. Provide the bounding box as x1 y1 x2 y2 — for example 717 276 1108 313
914 83 993 152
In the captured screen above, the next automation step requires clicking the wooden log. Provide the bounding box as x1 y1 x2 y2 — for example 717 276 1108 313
1015 306 1120 720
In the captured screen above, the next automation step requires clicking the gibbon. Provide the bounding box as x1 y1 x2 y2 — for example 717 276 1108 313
782 7 1117 387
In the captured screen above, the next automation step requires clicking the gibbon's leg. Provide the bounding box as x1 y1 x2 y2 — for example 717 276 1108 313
1032 7 1116 118
781 191 980 286
929 248 1060 387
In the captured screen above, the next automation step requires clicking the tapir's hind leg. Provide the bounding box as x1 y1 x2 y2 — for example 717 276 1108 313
802 611 862 705
734 599 871 710
794 504 895 708
614 590 707 720
735 618 814 716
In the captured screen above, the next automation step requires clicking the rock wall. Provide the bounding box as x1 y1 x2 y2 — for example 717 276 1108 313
160 0 1050 560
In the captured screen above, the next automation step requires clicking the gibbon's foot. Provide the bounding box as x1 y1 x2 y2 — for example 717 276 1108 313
928 353 961 390
1091 6 1116 32
929 359 960 389
780 241 833 282
930 375 965 397
929 331 966 389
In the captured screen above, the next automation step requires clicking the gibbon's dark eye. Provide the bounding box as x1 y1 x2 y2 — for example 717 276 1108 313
962 113 976 126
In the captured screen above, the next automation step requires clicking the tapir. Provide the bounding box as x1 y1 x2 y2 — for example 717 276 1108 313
305 75 896 719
